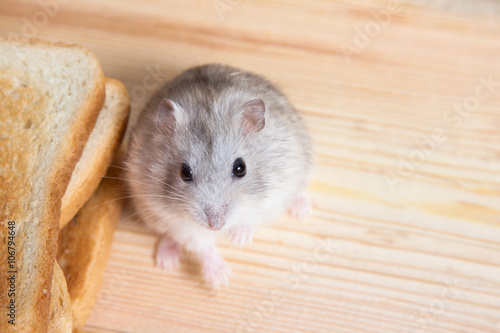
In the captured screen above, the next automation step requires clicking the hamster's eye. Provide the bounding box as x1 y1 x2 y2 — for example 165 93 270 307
180 163 193 181
232 158 246 178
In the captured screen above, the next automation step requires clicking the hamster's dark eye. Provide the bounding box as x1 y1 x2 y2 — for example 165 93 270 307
180 163 193 181
232 158 246 178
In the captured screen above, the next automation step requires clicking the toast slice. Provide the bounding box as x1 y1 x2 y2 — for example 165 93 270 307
0 38 105 332
50 78 130 333
57 162 125 331
60 78 130 228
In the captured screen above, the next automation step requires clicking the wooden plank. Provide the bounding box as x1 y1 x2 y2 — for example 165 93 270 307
1 0 500 332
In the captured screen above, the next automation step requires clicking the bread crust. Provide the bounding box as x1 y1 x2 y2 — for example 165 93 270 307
0 37 105 332
57 159 125 331
47 263 72 333
60 78 130 228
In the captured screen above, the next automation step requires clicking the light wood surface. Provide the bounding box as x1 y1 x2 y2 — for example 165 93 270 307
2 1 500 332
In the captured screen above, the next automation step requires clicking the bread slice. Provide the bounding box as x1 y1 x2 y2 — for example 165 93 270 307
48 263 73 333
60 78 130 228
57 162 125 331
0 38 105 332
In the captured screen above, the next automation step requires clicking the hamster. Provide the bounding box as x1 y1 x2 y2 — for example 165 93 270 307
125 64 312 287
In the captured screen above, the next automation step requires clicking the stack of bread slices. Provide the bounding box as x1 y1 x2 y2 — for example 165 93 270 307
0 38 130 332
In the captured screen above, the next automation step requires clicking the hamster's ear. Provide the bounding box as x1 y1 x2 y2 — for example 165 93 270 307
157 98 185 133
239 99 265 134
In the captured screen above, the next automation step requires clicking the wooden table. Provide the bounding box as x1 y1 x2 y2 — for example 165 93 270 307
2 1 500 332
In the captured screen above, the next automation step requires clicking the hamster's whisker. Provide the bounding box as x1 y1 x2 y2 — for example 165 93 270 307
89 194 186 210
134 207 190 229
120 198 163 224
130 194 187 202
123 197 192 227
163 191 190 201
133 210 160 228
98 173 189 201
109 164 190 196
97 176 163 190
159 186 190 200
120 209 144 224
108 164 172 188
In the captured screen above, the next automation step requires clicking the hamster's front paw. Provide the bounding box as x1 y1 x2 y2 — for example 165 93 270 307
228 224 254 247
289 192 312 220
156 235 181 271
201 247 232 288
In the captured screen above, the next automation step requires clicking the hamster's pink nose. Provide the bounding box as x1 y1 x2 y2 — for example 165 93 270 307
204 204 229 231
208 218 224 231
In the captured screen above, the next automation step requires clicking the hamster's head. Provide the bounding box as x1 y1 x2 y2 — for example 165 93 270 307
153 97 270 231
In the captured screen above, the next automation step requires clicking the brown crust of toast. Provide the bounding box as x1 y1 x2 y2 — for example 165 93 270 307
60 77 130 228
57 161 125 331
48 263 73 333
0 37 105 332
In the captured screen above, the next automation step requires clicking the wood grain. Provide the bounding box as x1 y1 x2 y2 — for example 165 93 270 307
2 0 500 332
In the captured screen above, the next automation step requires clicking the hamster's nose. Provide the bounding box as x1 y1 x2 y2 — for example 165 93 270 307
204 204 229 231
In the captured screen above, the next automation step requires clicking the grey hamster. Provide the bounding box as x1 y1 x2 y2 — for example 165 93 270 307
125 64 312 287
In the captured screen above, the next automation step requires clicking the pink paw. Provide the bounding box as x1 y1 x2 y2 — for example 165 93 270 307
201 248 232 288
289 192 312 220
228 224 254 247
155 236 181 271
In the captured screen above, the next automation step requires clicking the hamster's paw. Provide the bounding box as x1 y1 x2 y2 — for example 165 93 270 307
201 248 232 288
289 192 312 220
156 236 181 271
228 224 254 247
